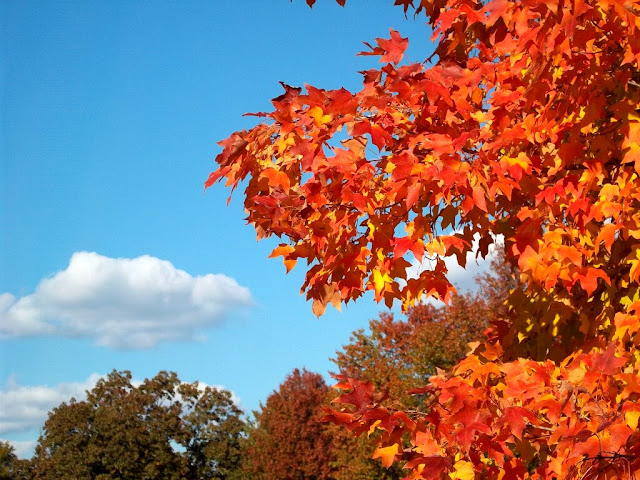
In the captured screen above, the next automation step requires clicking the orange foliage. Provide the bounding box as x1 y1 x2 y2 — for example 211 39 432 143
206 0 640 476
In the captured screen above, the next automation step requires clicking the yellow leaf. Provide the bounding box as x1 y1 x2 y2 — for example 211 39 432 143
367 221 376 239
372 269 392 295
509 51 524 66
277 134 296 155
470 111 487 123
625 408 640 430
426 239 446 256
309 106 333 126
372 443 399 468
450 460 475 480
552 65 563 81
599 184 619 201
384 157 396 173
367 420 382 437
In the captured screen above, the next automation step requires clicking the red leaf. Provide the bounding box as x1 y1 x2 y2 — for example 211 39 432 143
204 169 225 189
378 29 409 64
332 377 375 414
359 29 409 64
472 186 488 212
406 183 421 210
499 406 537 438
591 342 627 375
394 236 413 258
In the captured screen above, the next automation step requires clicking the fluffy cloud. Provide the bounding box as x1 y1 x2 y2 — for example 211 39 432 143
0 252 252 349
6 440 38 459
0 373 240 458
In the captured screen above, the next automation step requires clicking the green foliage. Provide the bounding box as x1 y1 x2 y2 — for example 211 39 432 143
29 370 245 480
0 442 17 480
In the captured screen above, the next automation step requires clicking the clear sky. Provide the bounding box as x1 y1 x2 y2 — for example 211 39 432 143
1 1 493 457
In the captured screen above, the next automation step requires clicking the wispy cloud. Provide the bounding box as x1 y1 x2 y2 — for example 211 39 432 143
0 374 103 437
0 252 252 349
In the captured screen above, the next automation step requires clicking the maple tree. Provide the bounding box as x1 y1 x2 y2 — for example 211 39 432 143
206 0 640 476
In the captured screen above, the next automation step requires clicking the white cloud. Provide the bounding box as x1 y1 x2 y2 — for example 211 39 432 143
407 233 503 301
0 373 103 437
2 439 38 459
0 374 241 459
0 252 252 349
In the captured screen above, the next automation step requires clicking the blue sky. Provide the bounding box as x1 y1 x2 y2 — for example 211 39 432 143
1 1 493 457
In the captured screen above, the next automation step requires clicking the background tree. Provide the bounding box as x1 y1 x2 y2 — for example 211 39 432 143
243 369 335 480
0 441 31 480
332 295 489 407
329 425 402 480
332 248 512 406
206 0 640 475
30 370 245 480
0 442 16 480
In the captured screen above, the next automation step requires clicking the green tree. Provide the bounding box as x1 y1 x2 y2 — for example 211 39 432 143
0 442 33 480
0 441 16 480
31 370 245 480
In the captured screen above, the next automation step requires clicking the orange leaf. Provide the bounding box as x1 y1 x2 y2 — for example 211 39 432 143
472 186 488 212
372 443 399 468
596 223 617 253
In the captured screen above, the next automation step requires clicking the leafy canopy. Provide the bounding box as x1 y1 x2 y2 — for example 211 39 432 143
206 0 640 476
30 370 245 480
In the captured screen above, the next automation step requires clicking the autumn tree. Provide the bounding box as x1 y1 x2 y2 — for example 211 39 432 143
332 294 491 406
243 369 335 480
328 256 509 480
206 0 640 477
0 441 32 480
30 370 245 480
329 299 487 480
